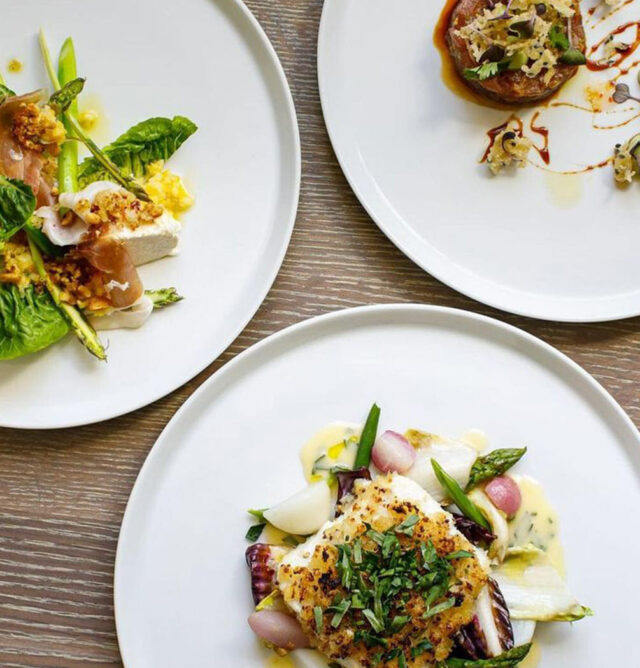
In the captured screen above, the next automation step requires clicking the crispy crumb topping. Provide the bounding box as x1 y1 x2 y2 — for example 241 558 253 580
12 103 66 155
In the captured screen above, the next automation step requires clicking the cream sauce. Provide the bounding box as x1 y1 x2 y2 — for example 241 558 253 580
300 422 361 482
508 475 565 575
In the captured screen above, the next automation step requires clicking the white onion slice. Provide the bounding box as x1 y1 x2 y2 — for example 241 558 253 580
406 439 477 502
264 482 331 535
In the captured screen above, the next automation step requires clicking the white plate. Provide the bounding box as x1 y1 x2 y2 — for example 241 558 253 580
318 0 640 322
0 0 300 428
114 304 640 667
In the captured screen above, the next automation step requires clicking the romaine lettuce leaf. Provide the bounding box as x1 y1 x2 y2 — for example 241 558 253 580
78 116 197 186
492 545 593 622
0 283 69 360
0 83 15 100
0 175 35 242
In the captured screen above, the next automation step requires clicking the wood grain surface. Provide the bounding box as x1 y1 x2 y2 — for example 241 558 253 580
1 1 639 665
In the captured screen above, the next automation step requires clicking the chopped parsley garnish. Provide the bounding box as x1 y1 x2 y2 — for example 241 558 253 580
245 523 265 542
312 513 473 666
464 61 503 81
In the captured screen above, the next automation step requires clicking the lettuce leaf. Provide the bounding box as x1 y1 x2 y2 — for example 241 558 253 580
0 175 35 241
0 83 15 100
78 116 197 186
0 283 69 360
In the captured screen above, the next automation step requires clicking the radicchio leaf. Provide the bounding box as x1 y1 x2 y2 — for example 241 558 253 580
455 579 514 660
245 543 279 605
336 467 371 503
453 512 496 546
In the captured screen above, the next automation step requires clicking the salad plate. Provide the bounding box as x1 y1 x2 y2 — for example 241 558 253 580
318 0 640 322
114 304 640 667
0 0 300 428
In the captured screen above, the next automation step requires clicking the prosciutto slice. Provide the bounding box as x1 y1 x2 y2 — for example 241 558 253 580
78 237 143 309
0 89 55 206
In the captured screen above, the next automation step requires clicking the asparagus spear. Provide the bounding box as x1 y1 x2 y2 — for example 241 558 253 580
431 459 490 530
27 233 106 360
353 403 381 469
57 37 79 197
38 29 150 201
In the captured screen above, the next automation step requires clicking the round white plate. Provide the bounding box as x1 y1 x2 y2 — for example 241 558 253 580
114 304 640 667
318 0 640 322
0 0 299 428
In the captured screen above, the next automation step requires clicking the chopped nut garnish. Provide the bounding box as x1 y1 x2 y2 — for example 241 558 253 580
12 103 66 154
76 189 164 230
45 254 112 310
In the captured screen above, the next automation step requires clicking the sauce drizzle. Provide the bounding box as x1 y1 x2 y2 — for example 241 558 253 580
530 112 550 164
587 22 640 71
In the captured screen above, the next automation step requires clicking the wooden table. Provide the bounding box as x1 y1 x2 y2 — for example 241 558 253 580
1 1 639 665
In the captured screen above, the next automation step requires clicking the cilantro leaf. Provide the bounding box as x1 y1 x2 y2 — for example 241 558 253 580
549 25 570 51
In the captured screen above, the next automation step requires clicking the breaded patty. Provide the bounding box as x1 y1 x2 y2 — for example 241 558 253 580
446 0 586 105
277 475 489 667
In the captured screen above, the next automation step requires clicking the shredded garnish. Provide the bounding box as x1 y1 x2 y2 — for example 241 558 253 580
455 0 576 84
485 121 533 174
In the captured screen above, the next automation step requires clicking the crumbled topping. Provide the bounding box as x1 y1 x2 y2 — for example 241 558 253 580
613 139 638 183
0 240 39 290
455 0 575 85
485 121 533 174
12 103 66 155
75 189 164 230
45 254 112 311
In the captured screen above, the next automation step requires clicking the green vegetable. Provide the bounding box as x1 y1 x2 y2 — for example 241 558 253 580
549 25 570 51
77 116 198 186
0 283 69 360
353 403 381 469
49 77 85 114
507 51 528 71
247 508 267 522
464 61 503 81
145 287 183 309
0 70 15 99
38 29 150 202
559 48 586 65
27 233 106 360
431 459 491 530
57 38 80 199
25 224 63 258
444 644 532 667
245 523 265 542
466 448 527 490
0 175 35 241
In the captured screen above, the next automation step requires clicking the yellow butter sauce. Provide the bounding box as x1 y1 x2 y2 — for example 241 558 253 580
509 475 564 575
77 93 110 147
520 641 542 668
460 428 488 452
300 422 361 482
266 653 295 668
7 59 23 73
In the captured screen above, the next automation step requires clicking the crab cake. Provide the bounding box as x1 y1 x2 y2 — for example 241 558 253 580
276 475 489 667
446 0 586 105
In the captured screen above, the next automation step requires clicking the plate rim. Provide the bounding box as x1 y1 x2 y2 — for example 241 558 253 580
0 0 301 430
316 0 640 323
113 302 640 666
